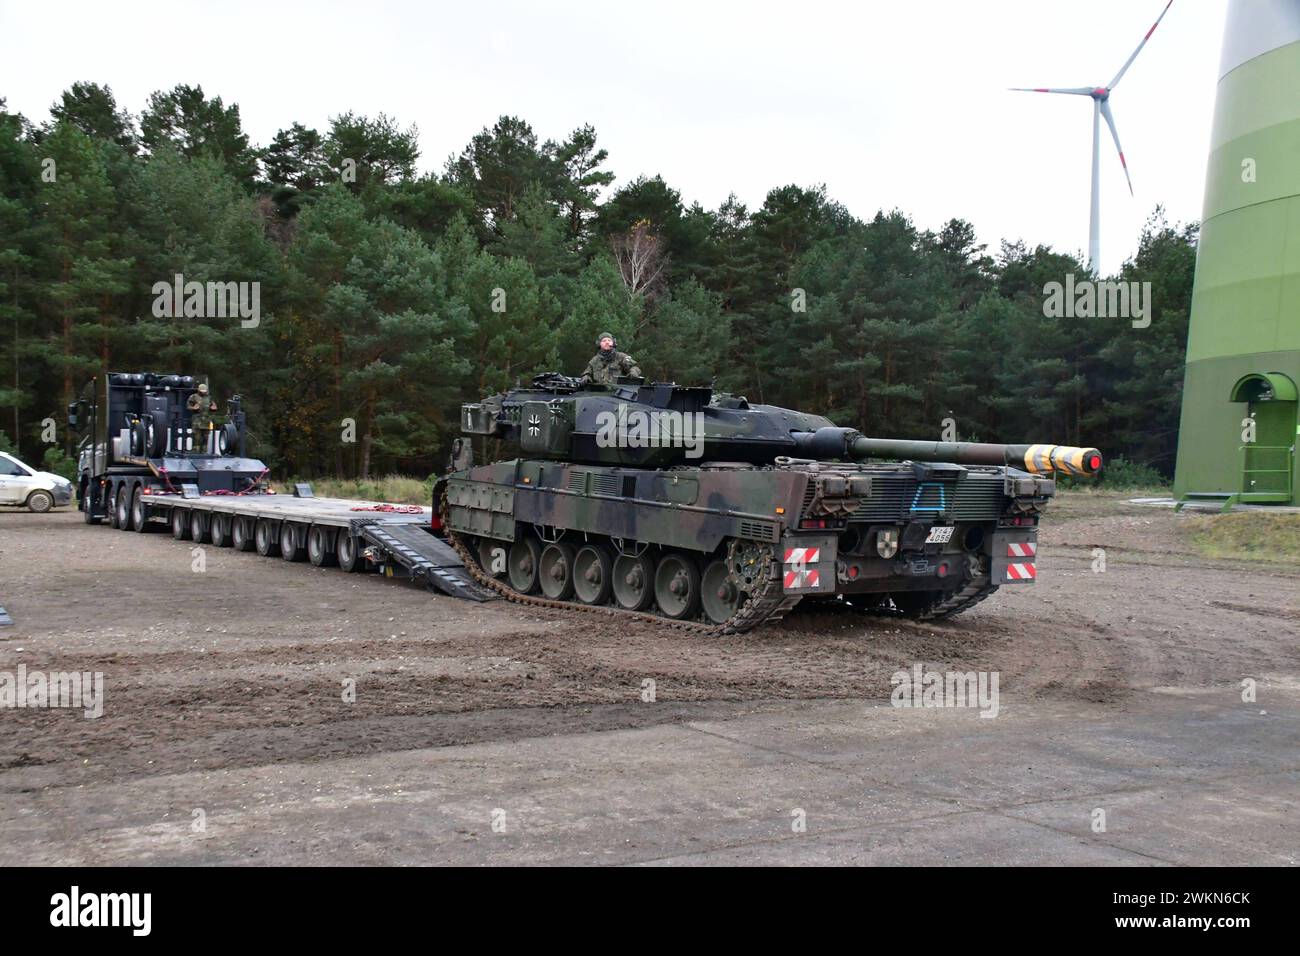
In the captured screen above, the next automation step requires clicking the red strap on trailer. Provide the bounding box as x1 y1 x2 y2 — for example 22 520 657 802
349 503 424 514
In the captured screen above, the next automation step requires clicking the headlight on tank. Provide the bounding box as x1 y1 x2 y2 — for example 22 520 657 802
876 528 899 559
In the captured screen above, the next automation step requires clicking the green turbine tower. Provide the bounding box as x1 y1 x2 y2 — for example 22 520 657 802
1174 0 1300 509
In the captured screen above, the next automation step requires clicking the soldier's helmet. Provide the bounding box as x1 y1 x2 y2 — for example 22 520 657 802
197 383 209 395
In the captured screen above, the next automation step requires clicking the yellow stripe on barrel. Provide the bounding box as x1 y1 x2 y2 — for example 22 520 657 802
1021 445 1103 476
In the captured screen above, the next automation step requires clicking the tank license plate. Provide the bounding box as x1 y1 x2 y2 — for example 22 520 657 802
925 525 954 544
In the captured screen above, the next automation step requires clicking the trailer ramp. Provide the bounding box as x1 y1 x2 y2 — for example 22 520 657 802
356 522 497 602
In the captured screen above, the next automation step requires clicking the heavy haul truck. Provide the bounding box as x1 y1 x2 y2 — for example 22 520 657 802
69 371 1101 630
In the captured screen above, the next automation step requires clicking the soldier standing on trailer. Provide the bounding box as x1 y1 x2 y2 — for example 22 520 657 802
187 383 218 451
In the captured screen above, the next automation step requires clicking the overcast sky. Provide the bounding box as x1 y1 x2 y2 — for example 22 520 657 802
1 0 1226 274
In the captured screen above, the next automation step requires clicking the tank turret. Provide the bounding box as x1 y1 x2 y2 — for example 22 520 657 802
461 373 1102 476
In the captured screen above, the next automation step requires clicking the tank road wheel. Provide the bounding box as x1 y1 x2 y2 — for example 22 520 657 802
507 537 542 594
308 526 336 567
477 538 508 578
254 519 281 557
612 552 655 611
130 485 150 532
231 517 254 552
573 543 614 606
171 508 190 540
702 558 743 625
539 543 577 601
654 552 702 620
280 522 305 562
189 509 208 543
210 514 230 548
337 533 363 573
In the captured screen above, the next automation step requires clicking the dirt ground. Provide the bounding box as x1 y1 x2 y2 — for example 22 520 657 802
0 494 1297 863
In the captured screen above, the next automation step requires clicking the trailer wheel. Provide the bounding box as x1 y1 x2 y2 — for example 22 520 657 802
171 508 190 540
107 484 119 529
231 517 254 552
189 510 208 543
254 520 280 557
210 514 230 548
130 485 149 532
280 522 305 562
336 533 363 573
114 484 132 530
307 526 337 567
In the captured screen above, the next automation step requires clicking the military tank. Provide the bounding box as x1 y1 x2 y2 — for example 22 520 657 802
434 373 1102 634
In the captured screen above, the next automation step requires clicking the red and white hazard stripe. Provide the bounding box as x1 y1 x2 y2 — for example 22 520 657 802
784 569 821 590
1005 562 1037 581
783 547 820 564
1007 541 1037 558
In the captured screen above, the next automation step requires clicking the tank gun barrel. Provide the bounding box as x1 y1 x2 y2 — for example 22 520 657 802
847 436 1103 477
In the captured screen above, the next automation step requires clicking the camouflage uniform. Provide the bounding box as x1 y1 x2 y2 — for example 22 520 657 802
188 384 218 446
581 332 642 386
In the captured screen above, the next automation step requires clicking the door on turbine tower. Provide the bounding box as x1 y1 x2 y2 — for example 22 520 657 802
1232 373 1297 503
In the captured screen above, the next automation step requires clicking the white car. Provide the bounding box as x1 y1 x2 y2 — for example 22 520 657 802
0 451 74 513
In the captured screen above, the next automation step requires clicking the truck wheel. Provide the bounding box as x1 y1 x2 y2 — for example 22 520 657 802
171 508 190 540
26 490 54 514
307 526 336 567
81 483 102 524
210 515 230 548
130 485 149 532
280 522 305 561
336 533 363 572
254 520 280 557
129 420 147 456
146 412 167 457
114 485 131 530
654 552 702 620
189 510 208 543
611 552 655 611
231 517 254 552
573 543 614 605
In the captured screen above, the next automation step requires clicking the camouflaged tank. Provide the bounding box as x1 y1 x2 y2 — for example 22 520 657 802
435 373 1102 633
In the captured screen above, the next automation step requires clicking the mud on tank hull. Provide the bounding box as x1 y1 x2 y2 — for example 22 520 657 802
437 455 1055 633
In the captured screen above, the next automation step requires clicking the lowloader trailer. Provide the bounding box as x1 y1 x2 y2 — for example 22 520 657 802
70 371 493 601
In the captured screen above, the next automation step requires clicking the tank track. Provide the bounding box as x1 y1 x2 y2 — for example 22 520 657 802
439 494 801 635
899 555 999 620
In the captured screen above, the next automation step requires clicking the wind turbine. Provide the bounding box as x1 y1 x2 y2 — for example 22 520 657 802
1011 0 1174 275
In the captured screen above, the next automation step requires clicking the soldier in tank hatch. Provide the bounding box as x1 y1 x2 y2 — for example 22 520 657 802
580 331 641 386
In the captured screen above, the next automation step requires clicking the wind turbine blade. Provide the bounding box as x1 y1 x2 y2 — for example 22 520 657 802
1009 87 1095 95
1109 0 1174 89
1099 99 1134 195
